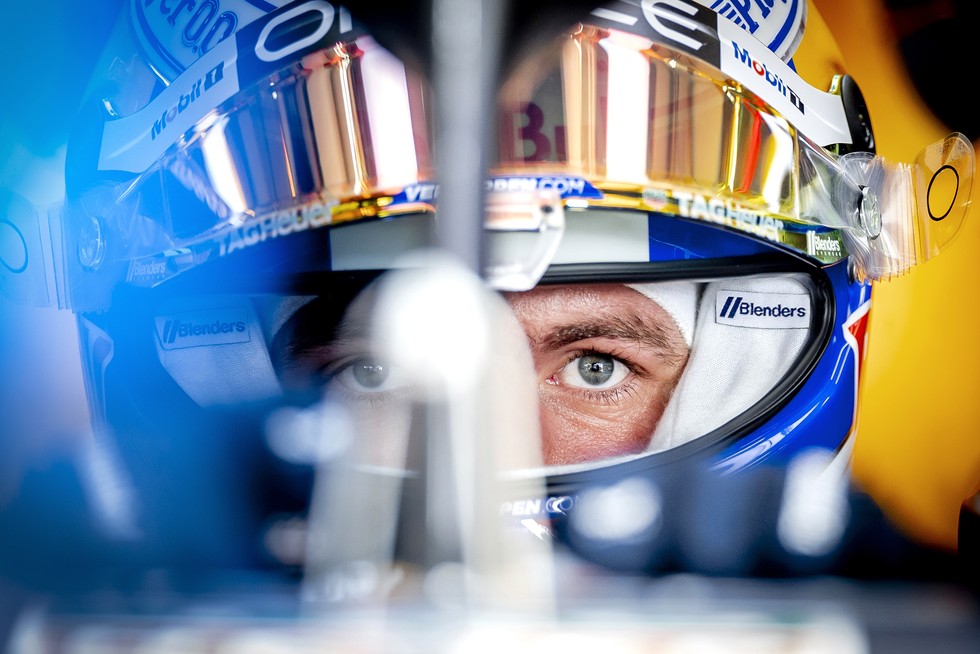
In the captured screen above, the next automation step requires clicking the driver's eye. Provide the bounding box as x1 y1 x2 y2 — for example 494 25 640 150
351 361 389 388
332 357 408 396
559 352 629 389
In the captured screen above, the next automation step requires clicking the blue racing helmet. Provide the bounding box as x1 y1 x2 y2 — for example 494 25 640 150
0 0 973 566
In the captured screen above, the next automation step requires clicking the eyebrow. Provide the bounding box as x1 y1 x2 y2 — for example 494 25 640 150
537 312 684 353
275 305 366 368
287 324 365 362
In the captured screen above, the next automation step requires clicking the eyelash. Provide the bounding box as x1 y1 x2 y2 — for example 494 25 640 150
330 384 401 408
579 382 640 406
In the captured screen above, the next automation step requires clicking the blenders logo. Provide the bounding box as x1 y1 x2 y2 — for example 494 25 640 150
731 39 804 114
806 230 844 259
127 257 168 283
155 308 251 350
151 63 225 140
716 290 809 329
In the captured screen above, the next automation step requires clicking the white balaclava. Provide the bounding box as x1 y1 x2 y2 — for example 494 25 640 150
647 276 811 452
153 295 284 407
627 281 699 349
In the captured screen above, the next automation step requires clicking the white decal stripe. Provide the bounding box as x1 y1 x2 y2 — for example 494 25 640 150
99 37 242 174
716 19 849 147
591 7 639 25
841 297 871 426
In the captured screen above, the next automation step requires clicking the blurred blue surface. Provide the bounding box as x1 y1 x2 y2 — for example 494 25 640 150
0 1 124 163
0 0 126 524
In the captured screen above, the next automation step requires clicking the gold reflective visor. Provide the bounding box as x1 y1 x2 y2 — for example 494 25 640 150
492 15 974 282
2 1 974 312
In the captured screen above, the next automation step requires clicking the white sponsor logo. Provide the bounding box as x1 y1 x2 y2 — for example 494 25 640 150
500 495 575 517
673 191 785 241
807 231 843 257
